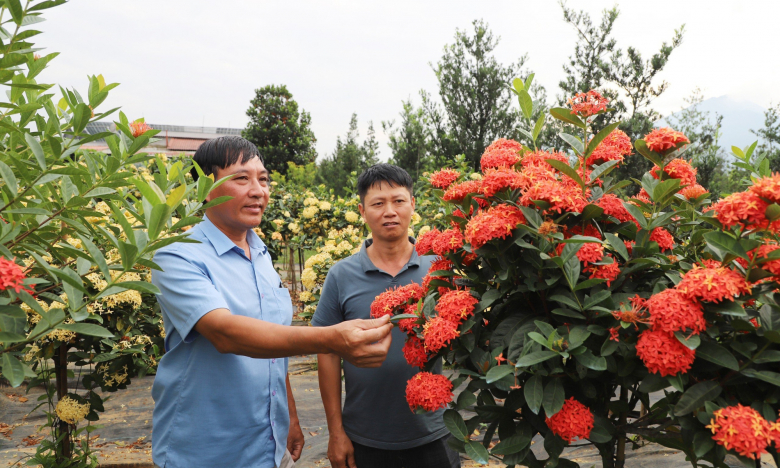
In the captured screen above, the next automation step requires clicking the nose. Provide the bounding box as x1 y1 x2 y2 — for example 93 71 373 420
248 178 268 198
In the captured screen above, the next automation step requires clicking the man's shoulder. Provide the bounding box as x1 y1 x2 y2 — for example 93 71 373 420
326 252 362 278
153 225 210 259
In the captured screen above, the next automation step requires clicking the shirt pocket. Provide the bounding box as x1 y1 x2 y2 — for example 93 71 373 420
271 288 293 326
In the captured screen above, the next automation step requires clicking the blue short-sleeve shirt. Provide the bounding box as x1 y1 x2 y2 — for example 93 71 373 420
151 216 291 468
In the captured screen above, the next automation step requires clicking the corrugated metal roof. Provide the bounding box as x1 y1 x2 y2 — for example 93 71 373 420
167 138 207 151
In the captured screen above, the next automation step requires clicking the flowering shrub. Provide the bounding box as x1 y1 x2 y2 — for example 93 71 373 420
373 82 780 467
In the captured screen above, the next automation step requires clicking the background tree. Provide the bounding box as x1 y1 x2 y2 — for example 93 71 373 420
317 114 379 196
242 84 317 175
382 100 431 182
753 103 780 172
422 19 527 169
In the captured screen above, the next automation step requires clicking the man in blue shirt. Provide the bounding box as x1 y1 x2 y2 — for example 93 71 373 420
313 164 460 468
151 137 392 468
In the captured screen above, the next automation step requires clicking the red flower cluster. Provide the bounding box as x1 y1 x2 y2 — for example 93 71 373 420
432 228 464 256
644 127 689 153
676 264 751 303
485 138 523 154
586 129 632 166
750 244 780 276
405 372 453 412
423 317 460 353
402 336 428 368
567 90 608 117
585 255 621 286
480 148 522 172
442 180 485 205
645 288 705 335
596 194 635 225
651 159 697 187
521 180 587 214
545 397 594 443
397 303 422 334
750 173 780 203
636 329 696 376
422 257 457 295
520 150 569 171
370 283 425 318
680 184 709 200
649 227 674 251
415 228 440 256
464 204 526 250
480 168 523 198
429 169 461 189
708 191 777 231
435 290 478 324
706 404 776 460
130 121 151 138
0 257 32 294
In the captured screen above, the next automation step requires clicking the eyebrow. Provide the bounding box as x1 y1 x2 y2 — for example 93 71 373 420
228 169 268 176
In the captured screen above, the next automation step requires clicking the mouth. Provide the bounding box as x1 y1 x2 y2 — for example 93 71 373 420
383 222 400 228
244 204 264 214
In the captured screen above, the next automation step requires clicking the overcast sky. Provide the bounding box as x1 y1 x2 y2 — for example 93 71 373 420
36 0 780 160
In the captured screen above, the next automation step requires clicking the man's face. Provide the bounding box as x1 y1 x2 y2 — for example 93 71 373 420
205 156 270 233
358 182 415 243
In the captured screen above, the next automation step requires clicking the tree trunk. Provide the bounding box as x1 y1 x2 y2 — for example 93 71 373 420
54 343 71 460
615 386 628 468
287 246 298 296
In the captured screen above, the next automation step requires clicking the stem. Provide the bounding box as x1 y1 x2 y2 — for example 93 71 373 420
54 343 71 460
615 386 628 468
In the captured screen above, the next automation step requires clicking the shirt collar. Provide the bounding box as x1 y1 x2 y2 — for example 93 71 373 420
359 237 421 273
200 215 267 257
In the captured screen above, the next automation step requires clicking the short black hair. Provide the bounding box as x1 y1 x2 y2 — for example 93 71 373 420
191 136 263 181
357 164 413 203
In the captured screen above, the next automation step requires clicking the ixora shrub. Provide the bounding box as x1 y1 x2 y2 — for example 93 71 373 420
373 84 780 467
0 1 225 465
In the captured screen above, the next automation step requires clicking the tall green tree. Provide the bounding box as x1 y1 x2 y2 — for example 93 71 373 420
242 84 317 175
422 19 527 169
753 103 780 172
382 100 431 181
317 114 380 196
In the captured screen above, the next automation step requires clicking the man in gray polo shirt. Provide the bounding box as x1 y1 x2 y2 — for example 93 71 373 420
312 164 460 468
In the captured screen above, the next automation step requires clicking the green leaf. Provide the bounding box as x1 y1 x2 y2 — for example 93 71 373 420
584 122 620 157
549 294 582 311
652 179 681 203
696 341 739 371
147 203 173 241
114 281 160 295
741 369 780 386
491 432 531 455
583 290 611 310
549 107 586 129
634 139 663 167
543 379 565 417
588 422 612 443
546 159 585 190
486 365 514 384
76 234 110 281
580 204 604 222
71 103 91 134
0 160 18 195
518 90 533 120
1 353 25 387
589 159 620 182
166 184 187 209
703 231 747 259
443 409 469 440
693 431 715 458
559 132 584 155
465 440 489 465
621 201 648 230
674 381 722 416
575 350 607 371
604 233 629 261
58 323 114 338
0 305 27 335
512 77 525 93
84 187 116 198
766 204 780 221
5 0 24 25
532 113 545 142
524 374 543 414
24 133 46 170
516 350 558 368
455 391 476 410
673 331 700 350
133 177 165 206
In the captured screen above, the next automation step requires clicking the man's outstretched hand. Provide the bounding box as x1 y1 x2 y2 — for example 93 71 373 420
329 315 393 367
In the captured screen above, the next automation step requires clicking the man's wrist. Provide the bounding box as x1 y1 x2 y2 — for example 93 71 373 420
321 324 340 355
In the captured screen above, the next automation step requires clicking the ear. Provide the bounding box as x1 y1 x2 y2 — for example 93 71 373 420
358 203 365 218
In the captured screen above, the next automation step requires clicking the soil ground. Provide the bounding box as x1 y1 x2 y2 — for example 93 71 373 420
0 355 776 467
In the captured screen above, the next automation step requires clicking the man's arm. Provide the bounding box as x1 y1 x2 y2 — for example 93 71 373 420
318 353 356 468
194 310 392 367
286 374 304 461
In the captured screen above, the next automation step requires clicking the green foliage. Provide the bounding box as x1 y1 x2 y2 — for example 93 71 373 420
753 103 780 173
382 100 431 182
317 114 379 196
242 84 317 175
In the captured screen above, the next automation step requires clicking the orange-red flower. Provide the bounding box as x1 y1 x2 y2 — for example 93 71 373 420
750 173 780 203
370 283 425 318
521 180 587 214
567 90 608 117
398 303 422 334
480 167 524 197
597 193 635 225
650 227 675 251
749 244 780 276
464 204 526 250
586 129 632 166
435 290 478 324
432 228 464 256
706 404 775 460
680 184 708 200
651 158 697 187
645 288 706 335
545 397 594 443
644 127 689 153
708 191 773 230
130 121 151 138
429 169 461 189
442 180 485 206
636 329 695 376
520 150 569 171
423 316 460 353
0 257 32 294
480 148 522 172
405 372 453 412
485 138 523 154
612 295 649 326
416 228 441 256
402 336 428 368
676 264 751 303
585 255 621 286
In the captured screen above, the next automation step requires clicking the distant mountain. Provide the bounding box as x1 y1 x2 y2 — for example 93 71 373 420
657 95 767 153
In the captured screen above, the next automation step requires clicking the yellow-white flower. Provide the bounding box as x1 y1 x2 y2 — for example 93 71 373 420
469 173 483 180
418 225 431 237
56 396 91 425
345 211 359 223
411 212 421 225
319 201 332 211
288 222 300 234
302 206 319 219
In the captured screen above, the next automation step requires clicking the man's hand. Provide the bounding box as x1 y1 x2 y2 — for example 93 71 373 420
286 417 305 461
327 427 356 468
329 315 393 368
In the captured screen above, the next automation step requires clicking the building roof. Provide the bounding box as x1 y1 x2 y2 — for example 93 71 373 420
81 122 243 155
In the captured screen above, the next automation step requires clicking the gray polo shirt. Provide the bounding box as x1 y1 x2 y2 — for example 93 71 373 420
312 238 449 450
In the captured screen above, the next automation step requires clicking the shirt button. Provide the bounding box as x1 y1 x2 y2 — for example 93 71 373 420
272 358 276 363
272 421 275 427
272 391 276 396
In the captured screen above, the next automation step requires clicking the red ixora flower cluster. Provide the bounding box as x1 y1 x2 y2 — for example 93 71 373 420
676 264 751 303
480 168 523 198
680 184 708 200
464 204 526 250
708 190 780 231
567 90 609 117
645 288 706 335
586 129 632 166
0 257 32 294
545 397 594 443
750 172 780 203
649 227 675 251
402 336 428 368
706 404 778 460
644 127 690 153
749 244 780 277
597 193 636 225
635 329 696 376
432 228 464 256
422 257 457 296
480 139 523 172
651 158 697 187
370 282 424 319
130 121 152 138
429 169 461 189
405 372 453 412
442 180 485 206
423 316 460 353
434 289 478 324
